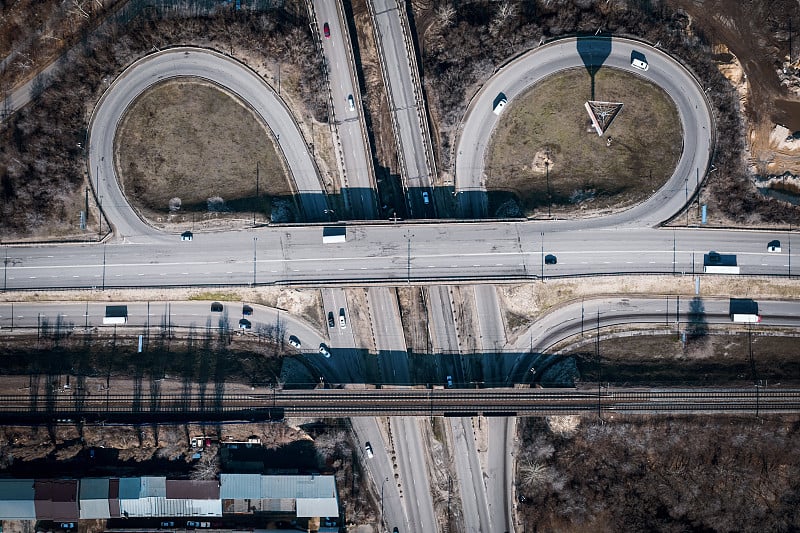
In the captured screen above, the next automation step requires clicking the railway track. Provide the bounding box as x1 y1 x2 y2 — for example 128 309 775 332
0 387 796 423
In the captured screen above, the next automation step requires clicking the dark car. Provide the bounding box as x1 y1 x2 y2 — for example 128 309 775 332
161 522 175 528
328 311 335 328
239 318 252 330
323 22 330 38
545 254 557 265
242 304 253 316
210 302 223 312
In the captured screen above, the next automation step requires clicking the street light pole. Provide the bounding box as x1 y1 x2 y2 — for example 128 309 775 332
253 237 257 286
540 231 545 279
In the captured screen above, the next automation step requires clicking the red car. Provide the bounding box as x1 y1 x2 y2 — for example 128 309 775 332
323 22 330 38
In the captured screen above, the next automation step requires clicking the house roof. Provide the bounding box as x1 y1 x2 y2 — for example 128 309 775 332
33 480 79 520
166 480 220 500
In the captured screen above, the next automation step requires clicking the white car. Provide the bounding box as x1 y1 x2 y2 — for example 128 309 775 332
365 441 374 458
493 98 507 115
347 94 355 111
288 336 301 348
319 344 331 358
631 57 649 71
339 309 347 329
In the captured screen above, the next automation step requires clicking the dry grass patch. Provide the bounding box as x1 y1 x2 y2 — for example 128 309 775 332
115 78 290 220
487 68 682 217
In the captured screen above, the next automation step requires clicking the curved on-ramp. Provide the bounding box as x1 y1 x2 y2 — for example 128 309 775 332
455 36 714 226
88 47 328 239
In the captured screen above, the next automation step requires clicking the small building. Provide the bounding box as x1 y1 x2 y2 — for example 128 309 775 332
0 480 36 519
220 474 338 518
33 480 79 521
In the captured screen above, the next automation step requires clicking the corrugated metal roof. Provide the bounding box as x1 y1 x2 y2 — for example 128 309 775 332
80 478 109 500
0 500 36 519
166 480 219 500
0 480 35 500
296 497 338 518
79 498 110 519
220 474 261 499
140 477 166 498
262 476 336 499
118 478 141 500
119 497 222 517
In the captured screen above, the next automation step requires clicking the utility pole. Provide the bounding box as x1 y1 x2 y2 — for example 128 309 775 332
672 231 676 275
3 246 7 292
101 244 106 290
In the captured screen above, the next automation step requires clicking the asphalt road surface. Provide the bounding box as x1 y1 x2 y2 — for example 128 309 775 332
4 224 793 290
456 36 713 223
312 0 378 219
370 0 435 217
88 47 329 237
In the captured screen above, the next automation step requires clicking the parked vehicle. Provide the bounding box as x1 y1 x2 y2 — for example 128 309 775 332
328 311 335 328
422 191 430 204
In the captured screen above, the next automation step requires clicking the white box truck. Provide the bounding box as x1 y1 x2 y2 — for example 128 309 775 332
322 226 346 244
103 305 128 325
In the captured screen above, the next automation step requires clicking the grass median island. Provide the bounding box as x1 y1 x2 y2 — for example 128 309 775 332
486 67 682 217
115 79 292 223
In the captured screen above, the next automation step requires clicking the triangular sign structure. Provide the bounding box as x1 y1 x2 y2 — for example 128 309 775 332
584 100 623 136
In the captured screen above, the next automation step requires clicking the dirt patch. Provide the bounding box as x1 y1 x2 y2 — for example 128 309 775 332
346 288 376 352
349 0 405 217
396 286 431 354
428 417 463 532
115 78 290 222
449 286 479 354
487 68 682 217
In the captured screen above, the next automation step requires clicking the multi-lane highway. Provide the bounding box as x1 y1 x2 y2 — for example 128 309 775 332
311 1 378 219
369 0 437 217
3 224 793 290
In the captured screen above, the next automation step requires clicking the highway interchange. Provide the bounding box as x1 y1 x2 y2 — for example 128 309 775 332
1 6 799 533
